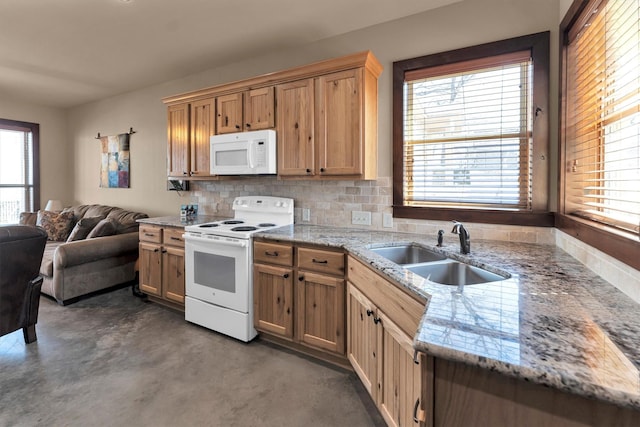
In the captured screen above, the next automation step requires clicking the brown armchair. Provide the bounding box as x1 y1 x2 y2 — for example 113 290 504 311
0 225 48 343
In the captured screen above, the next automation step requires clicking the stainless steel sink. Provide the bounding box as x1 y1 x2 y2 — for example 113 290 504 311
370 244 447 265
406 260 507 286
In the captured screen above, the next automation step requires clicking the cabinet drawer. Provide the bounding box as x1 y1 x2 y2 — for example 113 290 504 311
139 225 162 243
254 241 293 266
163 227 185 248
297 247 345 276
347 255 426 337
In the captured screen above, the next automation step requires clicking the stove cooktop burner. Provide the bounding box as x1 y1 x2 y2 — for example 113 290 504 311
223 220 244 225
199 223 219 228
231 226 258 232
258 223 276 227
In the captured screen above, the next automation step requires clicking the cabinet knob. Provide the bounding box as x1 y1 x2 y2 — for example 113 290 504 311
320 167 325 173
306 169 311 173
294 122 299 129
183 171 188 175
373 316 381 325
366 309 373 317
283 273 289 279
235 124 241 129
246 123 251 128
413 349 420 365
298 276 304 282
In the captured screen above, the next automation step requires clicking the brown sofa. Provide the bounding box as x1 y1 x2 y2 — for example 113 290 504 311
21 204 148 305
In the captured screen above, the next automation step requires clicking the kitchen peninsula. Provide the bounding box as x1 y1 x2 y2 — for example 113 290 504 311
257 224 640 426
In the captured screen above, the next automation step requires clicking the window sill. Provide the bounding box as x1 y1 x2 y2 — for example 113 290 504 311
393 206 555 227
555 214 640 271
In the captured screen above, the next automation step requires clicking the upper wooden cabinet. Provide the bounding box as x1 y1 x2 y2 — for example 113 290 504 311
276 79 315 175
216 87 275 134
167 98 216 179
163 51 382 180
277 67 379 179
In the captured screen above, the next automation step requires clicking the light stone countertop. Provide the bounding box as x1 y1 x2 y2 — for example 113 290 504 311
137 215 230 228
256 224 640 411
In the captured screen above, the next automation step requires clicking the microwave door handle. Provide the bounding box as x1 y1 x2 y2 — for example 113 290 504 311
247 141 255 169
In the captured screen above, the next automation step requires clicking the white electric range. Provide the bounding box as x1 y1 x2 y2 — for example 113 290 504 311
183 196 294 341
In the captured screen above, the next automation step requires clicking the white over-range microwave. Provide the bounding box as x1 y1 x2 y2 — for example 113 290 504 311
210 129 276 175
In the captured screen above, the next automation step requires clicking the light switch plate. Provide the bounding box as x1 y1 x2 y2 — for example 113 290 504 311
383 213 393 228
302 208 311 222
352 211 371 226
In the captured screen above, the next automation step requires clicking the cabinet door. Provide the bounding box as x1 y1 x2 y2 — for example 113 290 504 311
245 87 275 131
296 271 345 355
162 246 185 304
139 242 162 296
167 103 190 178
276 79 315 176
190 98 215 177
316 69 363 176
253 263 294 339
347 282 379 399
216 92 243 134
377 310 424 427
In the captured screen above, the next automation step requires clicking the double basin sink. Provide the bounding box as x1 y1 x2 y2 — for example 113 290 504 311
370 244 508 286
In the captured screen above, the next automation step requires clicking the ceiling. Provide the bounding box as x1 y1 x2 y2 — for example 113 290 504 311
0 0 459 109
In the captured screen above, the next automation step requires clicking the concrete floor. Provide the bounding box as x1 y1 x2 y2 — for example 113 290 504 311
0 287 383 427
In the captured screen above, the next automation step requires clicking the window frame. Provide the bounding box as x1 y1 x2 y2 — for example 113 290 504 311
392 32 553 227
0 118 40 218
558 0 640 271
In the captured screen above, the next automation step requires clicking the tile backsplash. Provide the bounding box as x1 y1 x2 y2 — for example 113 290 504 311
191 176 554 244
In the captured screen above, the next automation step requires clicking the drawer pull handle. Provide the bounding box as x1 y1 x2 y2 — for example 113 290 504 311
413 349 420 365
312 258 328 264
170 237 181 241
265 251 279 257
413 398 420 423
144 233 155 237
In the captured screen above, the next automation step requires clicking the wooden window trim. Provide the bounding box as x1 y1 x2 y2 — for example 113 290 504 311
557 0 640 271
0 118 41 212
392 32 551 227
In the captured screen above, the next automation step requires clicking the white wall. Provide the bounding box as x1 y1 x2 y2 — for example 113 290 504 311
0 97 72 209
67 0 560 218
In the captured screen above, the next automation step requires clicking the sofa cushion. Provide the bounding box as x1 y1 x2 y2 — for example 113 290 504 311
37 210 74 241
86 218 117 238
40 241 64 276
106 208 148 234
66 216 103 242
83 205 114 219
19 212 38 226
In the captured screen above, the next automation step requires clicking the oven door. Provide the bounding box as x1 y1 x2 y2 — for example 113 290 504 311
184 233 250 313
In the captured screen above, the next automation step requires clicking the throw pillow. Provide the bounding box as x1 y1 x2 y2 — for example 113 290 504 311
66 216 103 242
36 210 75 241
86 218 117 239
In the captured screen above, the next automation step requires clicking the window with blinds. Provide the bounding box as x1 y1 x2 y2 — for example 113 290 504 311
564 0 640 235
403 52 534 210
0 120 38 224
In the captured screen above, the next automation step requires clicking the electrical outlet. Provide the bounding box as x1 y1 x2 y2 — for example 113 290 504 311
302 208 311 222
383 213 393 228
352 211 371 226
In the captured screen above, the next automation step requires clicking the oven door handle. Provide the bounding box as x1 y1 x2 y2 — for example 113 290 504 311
183 234 248 248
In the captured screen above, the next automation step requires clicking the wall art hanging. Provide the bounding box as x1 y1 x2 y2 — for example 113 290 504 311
96 128 135 188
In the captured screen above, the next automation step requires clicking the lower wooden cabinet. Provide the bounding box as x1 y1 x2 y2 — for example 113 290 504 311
253 240 346 358
253 263 294 339
139 225 185 308
347 255 430 427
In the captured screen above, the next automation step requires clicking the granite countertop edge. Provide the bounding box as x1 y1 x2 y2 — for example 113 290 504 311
255 224 640 411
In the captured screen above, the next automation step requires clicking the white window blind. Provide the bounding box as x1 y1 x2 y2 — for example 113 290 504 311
565 0 640 234
403 51 533 210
